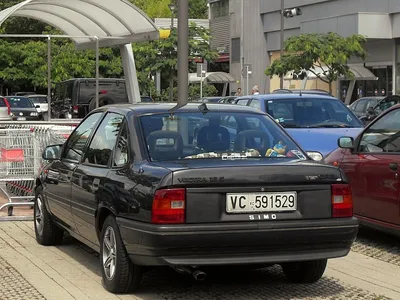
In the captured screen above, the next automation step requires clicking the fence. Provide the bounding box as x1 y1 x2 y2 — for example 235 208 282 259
0 120 80 220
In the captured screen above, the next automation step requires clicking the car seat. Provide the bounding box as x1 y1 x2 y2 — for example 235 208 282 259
147 130 183 161
196 122 230 152
141 117 164 139
234 130 270 154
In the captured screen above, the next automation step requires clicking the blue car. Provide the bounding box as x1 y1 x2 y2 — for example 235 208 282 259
235 93 364 160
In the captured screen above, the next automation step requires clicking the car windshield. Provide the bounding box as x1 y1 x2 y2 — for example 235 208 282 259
139 112 308 161
6 97 34 108
264 98 363 128
30 96 48 104
374 96 400 115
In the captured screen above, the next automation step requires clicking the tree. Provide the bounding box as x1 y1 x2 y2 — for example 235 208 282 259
169 0 209 19
132 22 218 100
265 32 367 94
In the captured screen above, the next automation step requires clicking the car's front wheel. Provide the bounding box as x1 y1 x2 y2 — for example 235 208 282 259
281 259 327 283
34 188 64 245
100 215 142 293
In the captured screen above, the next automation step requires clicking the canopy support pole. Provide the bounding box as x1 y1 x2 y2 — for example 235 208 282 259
345 80 356 105
95 37 99 108
120 44 140 103
47 35 51 121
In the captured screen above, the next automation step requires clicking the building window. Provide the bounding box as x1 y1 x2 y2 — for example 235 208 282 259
231 38 240 63
210 0 229 19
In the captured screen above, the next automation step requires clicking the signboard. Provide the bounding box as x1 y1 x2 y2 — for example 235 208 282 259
197 63 207 77
242 64 252 78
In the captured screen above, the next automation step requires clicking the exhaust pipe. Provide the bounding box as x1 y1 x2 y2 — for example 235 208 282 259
192 269 207 281
173 266 192 275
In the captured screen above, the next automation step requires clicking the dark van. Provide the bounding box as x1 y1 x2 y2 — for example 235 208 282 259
51 78 127 118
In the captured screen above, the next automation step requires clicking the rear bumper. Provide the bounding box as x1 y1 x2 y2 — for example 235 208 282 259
117 217 359 266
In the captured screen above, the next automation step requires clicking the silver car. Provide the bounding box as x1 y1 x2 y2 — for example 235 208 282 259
28 95 48 113
0 97 12 121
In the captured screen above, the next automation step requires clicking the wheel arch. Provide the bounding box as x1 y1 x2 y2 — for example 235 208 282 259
96 203 117 240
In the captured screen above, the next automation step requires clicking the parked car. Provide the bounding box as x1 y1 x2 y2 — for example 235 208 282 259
348 96 383 119
51 78 127 119
28 94 49 113
233 94 364 160
35 103 358 293
324 104 400 236
5 96 42 121
361 95 400 125
218 96 238 103
0 96 12 121
197 96 222 103
272 89 333 96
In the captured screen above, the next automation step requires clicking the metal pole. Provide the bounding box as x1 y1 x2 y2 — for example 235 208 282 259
169 13 174 102
47 36 52 122
240 0 244 90
246 66 249 95
280 0 285 89
95 37 99 108
176 0 189 107
200 64 203 98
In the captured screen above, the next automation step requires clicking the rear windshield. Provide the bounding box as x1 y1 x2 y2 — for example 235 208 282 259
79 81 127 104
139 112 307 161
6 97 34 108
264 98 363 128
30 96 48 104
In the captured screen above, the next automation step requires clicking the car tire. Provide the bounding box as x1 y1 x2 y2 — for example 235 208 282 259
281 259 327 283
34 188 64 246
100 215 142 293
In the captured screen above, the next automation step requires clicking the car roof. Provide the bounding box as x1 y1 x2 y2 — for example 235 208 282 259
93 102 265 116
236 93 338 101
27 94 47 97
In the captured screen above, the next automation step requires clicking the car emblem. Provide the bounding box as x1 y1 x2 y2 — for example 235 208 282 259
260 188 265 192
19 112 23 116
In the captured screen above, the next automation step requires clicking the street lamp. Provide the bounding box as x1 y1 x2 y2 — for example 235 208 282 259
168 3 177 102
280 0 302 89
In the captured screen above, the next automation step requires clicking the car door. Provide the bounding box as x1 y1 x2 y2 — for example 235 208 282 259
353 99 367 117
45 112 103 230
341 108 400 225
248 98 261 111
71 112 124 244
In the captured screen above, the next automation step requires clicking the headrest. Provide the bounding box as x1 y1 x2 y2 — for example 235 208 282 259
141 117 164 137
147 130 183 161
234 130 270 151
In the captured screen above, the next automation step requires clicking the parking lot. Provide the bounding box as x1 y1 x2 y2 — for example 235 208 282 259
0 220 398 300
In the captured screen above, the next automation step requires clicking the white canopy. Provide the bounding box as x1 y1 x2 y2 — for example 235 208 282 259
189 72 236 84
0 0 160 49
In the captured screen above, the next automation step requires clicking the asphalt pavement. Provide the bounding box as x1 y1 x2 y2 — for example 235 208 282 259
0 222 399 300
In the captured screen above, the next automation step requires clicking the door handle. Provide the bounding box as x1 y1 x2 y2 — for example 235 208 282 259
92 178 100 191
389 162 398 171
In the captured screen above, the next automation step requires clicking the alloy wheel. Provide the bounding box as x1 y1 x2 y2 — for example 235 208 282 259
102 226 117 280
35 195 44 236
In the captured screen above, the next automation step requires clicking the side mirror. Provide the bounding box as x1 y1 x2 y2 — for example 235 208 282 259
35 105 40 108
338 137 354 149
42 144 62 161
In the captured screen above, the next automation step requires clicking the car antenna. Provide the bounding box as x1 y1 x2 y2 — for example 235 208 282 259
299 87 302 96
198 102 210 115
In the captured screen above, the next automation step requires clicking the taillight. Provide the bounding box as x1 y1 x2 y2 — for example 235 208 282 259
331 184 353 218
3 98 10 115
73 106 79 114
152 188 185 224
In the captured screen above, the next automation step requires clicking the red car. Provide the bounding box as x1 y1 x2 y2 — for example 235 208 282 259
324 104 400 236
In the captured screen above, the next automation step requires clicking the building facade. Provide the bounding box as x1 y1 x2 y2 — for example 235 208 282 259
209 0 400 99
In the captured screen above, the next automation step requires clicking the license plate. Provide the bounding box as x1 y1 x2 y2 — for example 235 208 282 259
17 117 26 121
226 192 297 213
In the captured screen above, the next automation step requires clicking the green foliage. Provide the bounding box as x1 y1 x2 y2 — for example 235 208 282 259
133 23 218 100
170 0 209 19
265 33 367 93
0 0 213 95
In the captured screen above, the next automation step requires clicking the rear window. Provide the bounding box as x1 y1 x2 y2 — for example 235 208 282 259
78 81 127 104
6 97 34 108
264 97 363 128
139 112 307 162
30 96 47 104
